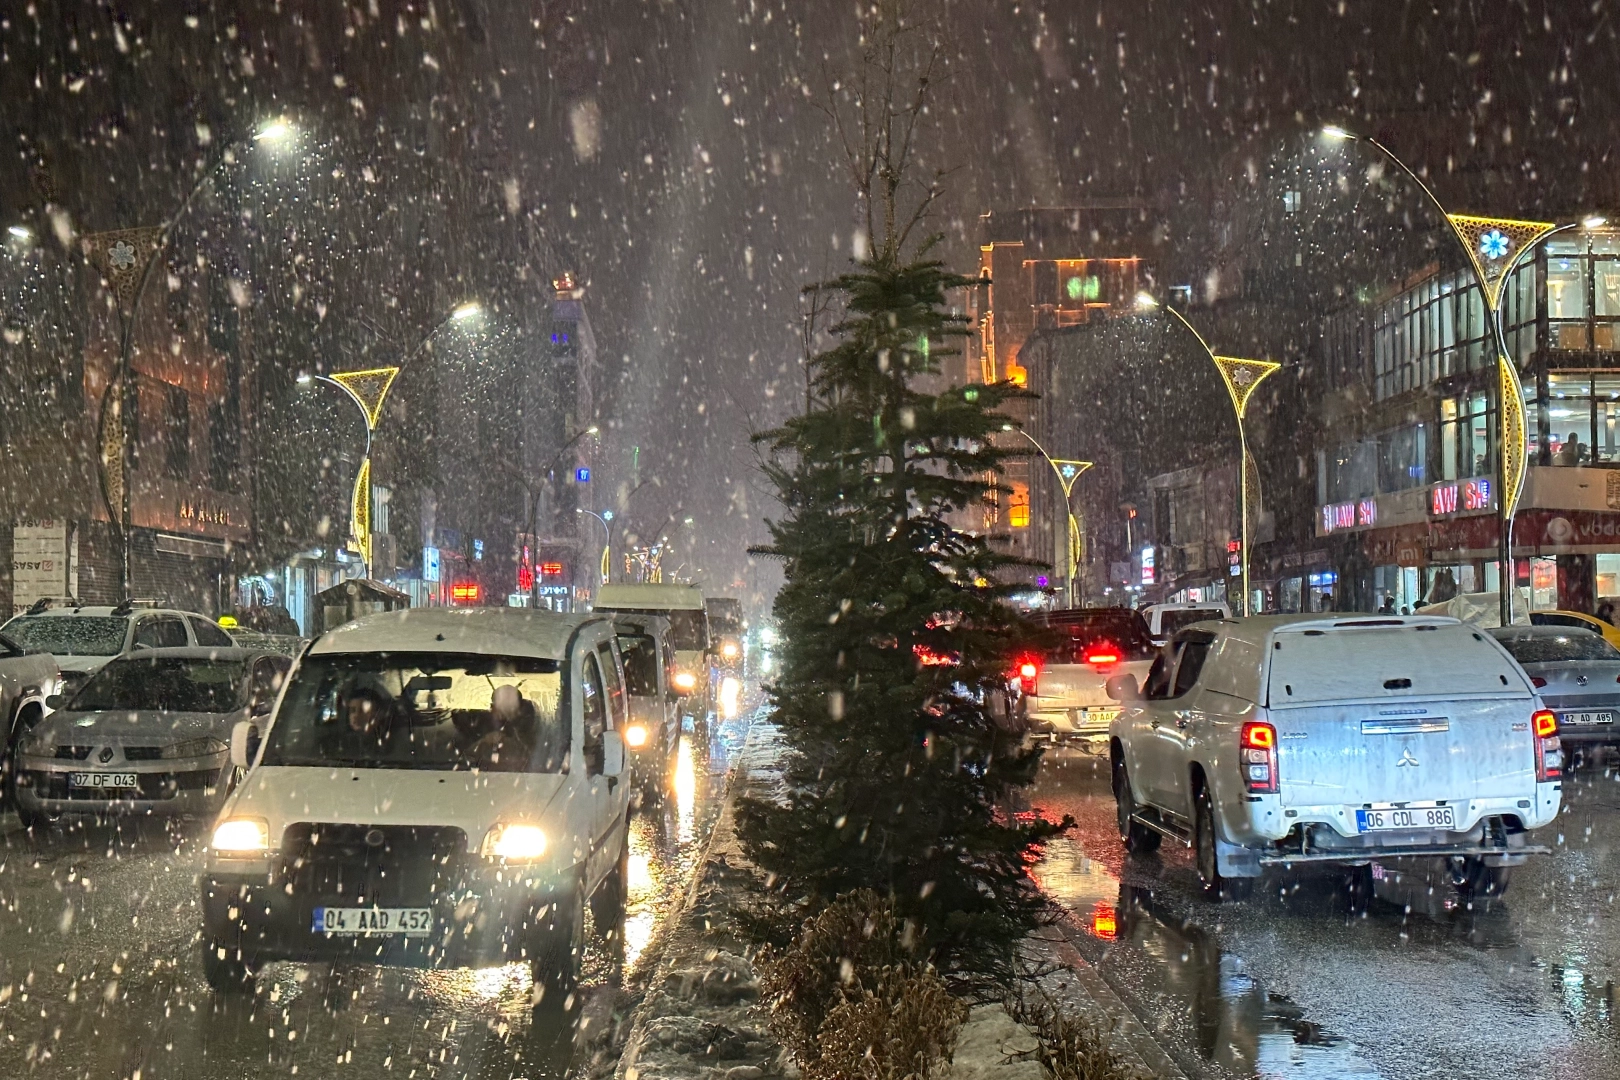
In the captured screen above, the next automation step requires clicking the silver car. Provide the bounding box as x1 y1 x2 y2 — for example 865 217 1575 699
1491 625 1620 757
12 647 290 830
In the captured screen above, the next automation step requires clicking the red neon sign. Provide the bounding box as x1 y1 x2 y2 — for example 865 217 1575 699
540 562 565 577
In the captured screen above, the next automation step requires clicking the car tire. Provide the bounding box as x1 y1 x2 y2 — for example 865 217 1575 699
590 823 630 937
532 882 586 1009
1451 857 1512 900
15 804 52 835
1194 787 1251 902
202 932 255 993
1112 761 1161 855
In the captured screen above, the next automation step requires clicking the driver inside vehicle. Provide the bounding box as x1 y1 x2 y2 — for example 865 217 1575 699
473 684 537 771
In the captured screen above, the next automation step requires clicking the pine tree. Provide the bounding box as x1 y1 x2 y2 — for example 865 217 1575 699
739 3 1069 984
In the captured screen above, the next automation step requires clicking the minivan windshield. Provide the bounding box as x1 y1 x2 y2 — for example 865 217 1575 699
1158 608 1227 638
4 616 127 657
600 608 707 651
1039 611 1156 663
260 652 567 772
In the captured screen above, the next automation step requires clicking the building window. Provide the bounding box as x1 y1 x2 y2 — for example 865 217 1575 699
1439 394 1493 478
164 384 190 479
208 400 236 491
1007 483 1030 528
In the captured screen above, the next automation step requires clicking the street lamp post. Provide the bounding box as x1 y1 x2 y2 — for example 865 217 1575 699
1009 427 1092 607
513 425 599 604
1321 125 1605 624
85 118 296 600
299 301 482 577
1136 295 1281 616
577 508 613 586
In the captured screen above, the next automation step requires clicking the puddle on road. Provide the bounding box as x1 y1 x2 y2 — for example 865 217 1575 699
1035 835 1387 1080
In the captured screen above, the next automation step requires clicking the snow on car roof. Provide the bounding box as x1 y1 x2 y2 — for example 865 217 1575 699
1217 612 1462 648
308 607 610 660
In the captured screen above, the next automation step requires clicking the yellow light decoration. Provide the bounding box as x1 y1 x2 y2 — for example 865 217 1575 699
1446 214 1559 312
351 457 371 564
1050 459 1093 498
329 366 401 428
1499 356 1528 517
1212 356 1282 419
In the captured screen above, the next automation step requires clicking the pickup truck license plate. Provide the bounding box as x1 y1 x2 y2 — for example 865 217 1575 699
1560 711 1615 726
68 772 137 789
1356 806 1455 832
312 907 433 936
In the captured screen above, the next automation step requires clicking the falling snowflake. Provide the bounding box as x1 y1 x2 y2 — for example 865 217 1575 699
109 240 136 269
1480 230 1511 260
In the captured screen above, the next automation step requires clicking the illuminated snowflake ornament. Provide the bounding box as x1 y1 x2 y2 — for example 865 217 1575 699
1479 229 1511 261
109 240 137 269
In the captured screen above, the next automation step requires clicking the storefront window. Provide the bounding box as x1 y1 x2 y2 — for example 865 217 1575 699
1548 373 1595 465
1530 557 1558 611
1596 553 1620 603
1596 374 1620 463
1378 424 1426 491
1440 398 1459 481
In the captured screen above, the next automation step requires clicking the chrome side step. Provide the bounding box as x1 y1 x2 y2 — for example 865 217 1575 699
1130 807 1192 847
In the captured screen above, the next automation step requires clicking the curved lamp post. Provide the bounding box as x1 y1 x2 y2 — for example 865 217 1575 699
1008 426 1091 607
577 508 612 586
84 117 296 600
299 301 481 576
1321 125 1606 623
1136 294 1281 616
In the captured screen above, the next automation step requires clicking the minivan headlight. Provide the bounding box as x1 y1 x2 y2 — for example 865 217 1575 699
211 818 270 854
482 823 548 862
623 722 649 749
672 671 698 692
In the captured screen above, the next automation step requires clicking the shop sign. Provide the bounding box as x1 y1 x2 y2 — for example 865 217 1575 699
1140 545 1155 585
1318 498 1377 535
1430 476 1493 517
421 545 442 582
1228 539 1241 577
12 519 75 616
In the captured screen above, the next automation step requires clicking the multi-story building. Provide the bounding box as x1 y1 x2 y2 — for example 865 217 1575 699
963 207 1161 593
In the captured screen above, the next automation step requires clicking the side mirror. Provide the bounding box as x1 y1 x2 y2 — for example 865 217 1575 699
1105 674 1141 702
602 730 626 778
44 694 63 711
230 721 261 769
250 696 275 718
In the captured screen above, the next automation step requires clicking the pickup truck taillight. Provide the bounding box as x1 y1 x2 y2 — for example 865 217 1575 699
1016 659 1039 696
1533 708 1562 782
1241 721 1278 794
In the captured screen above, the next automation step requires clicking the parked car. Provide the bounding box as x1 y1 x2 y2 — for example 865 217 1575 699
1022 608 1158 748
199 608 633 1002
1528 609 1620 651
0 633 63 799
1141 601 1231 645
614 614 683 801
1108 614 1562 902
1491 625 1620 763
1 600 237 702
12 648 289 830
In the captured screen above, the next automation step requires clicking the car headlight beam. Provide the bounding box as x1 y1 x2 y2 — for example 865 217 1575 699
482 823 548 862
623 723 649 749
211 818 270 854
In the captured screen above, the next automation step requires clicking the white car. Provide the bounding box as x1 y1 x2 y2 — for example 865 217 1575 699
1107 614 1562 901
199 608 633 1000
1141 601 1231 645
1023 608 1158 746
3 601 237 701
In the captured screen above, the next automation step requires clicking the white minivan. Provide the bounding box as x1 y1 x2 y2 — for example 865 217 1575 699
1108 614 1562 901
200 608 633 1000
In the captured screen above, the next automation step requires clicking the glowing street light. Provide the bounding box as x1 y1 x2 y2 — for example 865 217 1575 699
451 301 482 321
1323 123 1609 623
253 118 294 143
1138 293 1280 615
1011 426 1092 607
6 225 31 241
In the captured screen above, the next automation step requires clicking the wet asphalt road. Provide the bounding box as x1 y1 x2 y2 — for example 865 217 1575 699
1031 748 1620 1080
0 721 744 1080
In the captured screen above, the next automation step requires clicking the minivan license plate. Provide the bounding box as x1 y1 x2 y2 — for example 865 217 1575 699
312 907 433 936
1356 806 1455 832
68 772 137 789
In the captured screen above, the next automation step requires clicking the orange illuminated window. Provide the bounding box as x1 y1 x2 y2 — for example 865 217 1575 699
1008 483 1030 528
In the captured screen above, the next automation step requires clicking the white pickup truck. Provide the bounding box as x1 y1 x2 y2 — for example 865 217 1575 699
1107 614 1563 901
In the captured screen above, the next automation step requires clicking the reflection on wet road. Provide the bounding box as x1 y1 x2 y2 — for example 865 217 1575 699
1032 749 1620 1080
0 719 742 1079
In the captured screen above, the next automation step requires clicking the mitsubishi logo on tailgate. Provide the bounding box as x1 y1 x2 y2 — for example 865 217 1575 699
1396 747 1420 768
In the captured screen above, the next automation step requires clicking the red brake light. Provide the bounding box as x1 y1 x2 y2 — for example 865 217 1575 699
1019 662 1039 680
1242 722 1276 750
1084 650 1120 666
1532 676 1547 688
1533 709 1558 739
